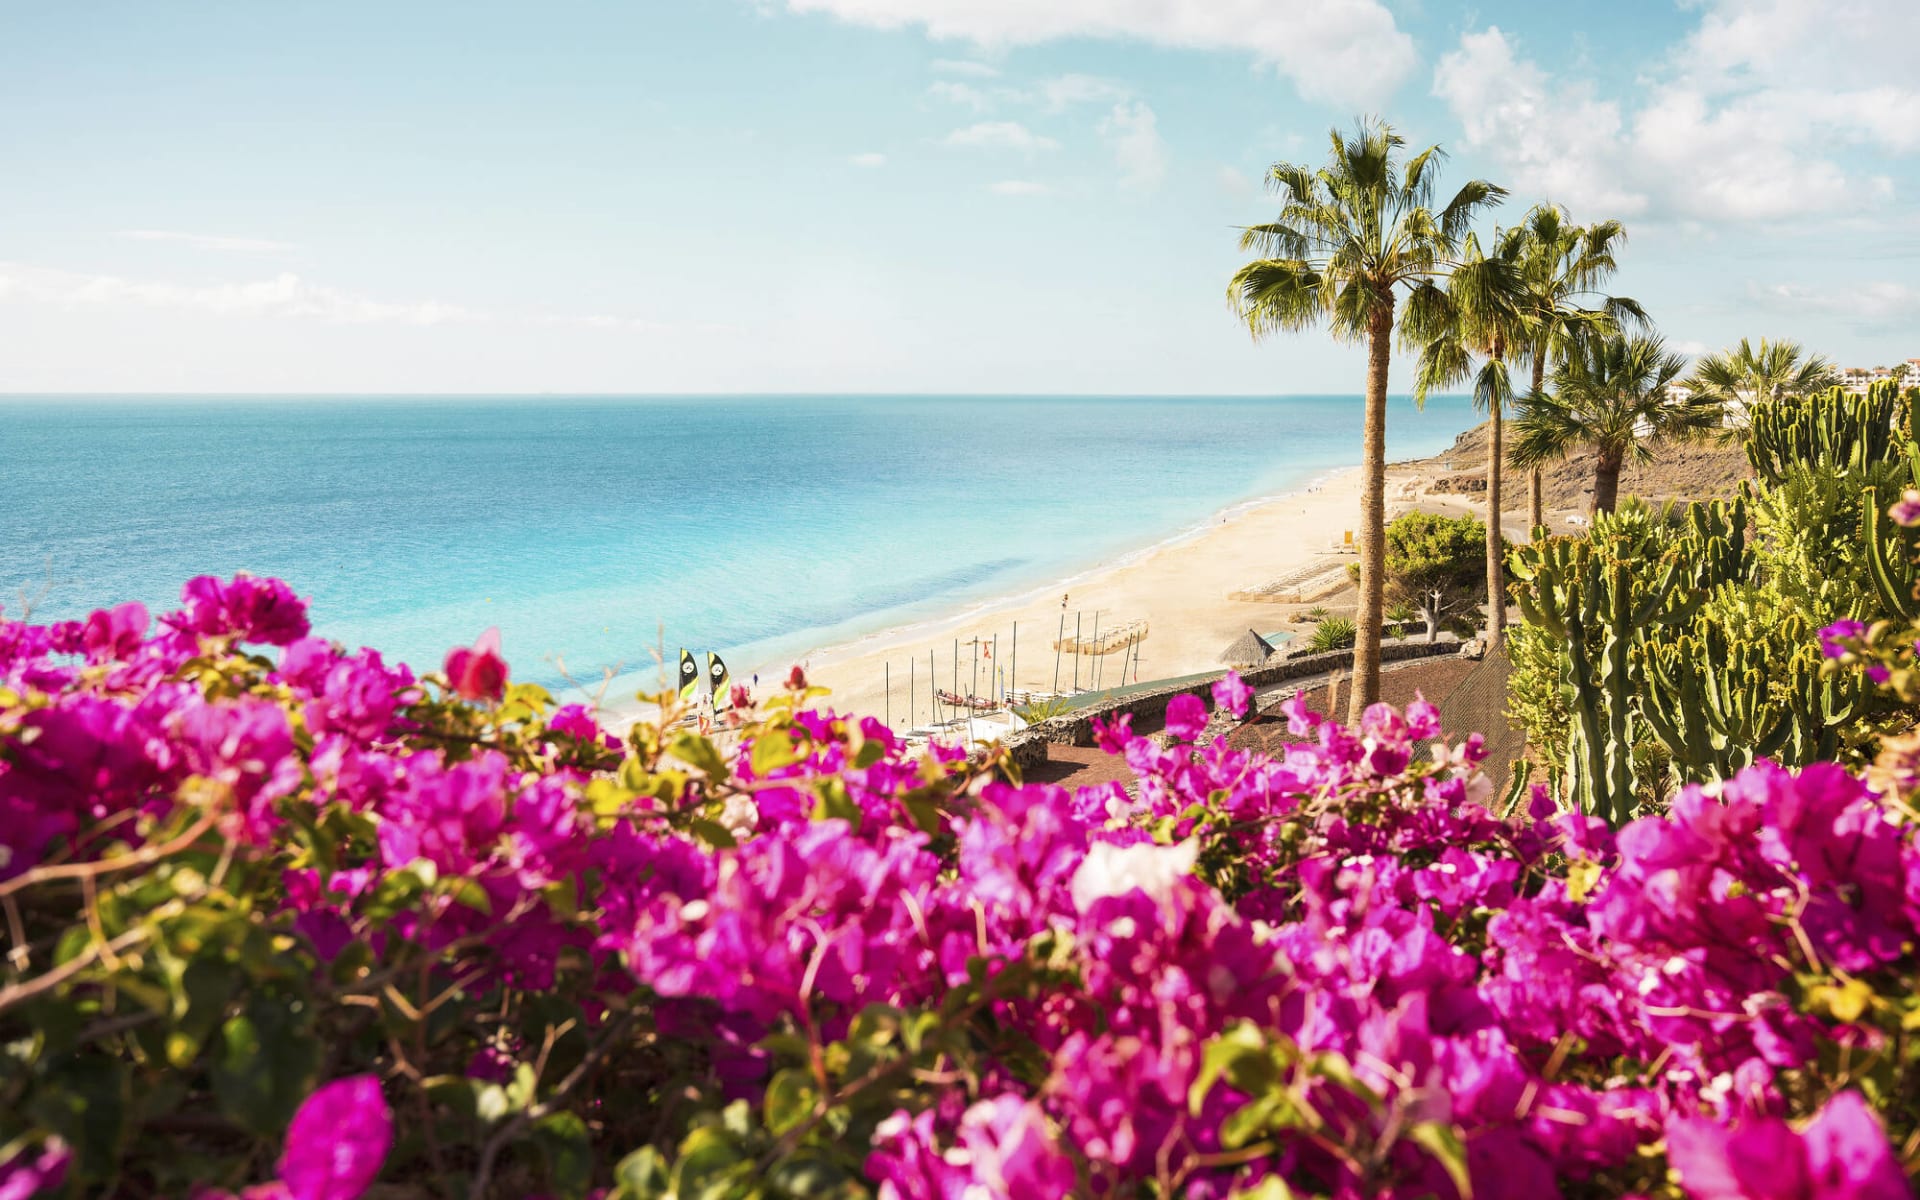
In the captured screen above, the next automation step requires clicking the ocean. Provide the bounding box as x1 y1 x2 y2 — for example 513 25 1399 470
1 394 1475 694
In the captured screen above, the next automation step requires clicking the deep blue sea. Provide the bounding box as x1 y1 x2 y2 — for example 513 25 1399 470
0 395 1474 694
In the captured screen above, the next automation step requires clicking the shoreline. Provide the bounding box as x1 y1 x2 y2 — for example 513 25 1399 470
726 461 1360 681
593 435 1523 730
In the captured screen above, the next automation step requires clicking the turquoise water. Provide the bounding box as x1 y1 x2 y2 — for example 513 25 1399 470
0 394 1473 693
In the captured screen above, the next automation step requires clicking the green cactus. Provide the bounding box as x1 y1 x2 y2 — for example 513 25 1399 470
1864 479 1920 622
1638 608 1867 781
1506 498 1748 825
1743 381 1915 487
1507 386 1920 820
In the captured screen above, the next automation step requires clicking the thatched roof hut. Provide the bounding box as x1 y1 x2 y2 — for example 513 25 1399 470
1219 628 1276 666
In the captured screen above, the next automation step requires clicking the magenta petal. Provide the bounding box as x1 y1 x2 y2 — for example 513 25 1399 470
1801 1091 1909 1200
1210 671 1253 719
1666 1114 1809 1200
279 1076 392 1200
1164 693 1207 741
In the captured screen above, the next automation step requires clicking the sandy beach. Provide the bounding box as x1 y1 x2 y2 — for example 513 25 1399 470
596 437 1539 730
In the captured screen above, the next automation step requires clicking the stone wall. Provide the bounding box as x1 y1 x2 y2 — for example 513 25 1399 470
995 639 1462 769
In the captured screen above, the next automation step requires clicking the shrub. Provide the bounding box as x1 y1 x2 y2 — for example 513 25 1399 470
1304 615 1356 653
4 576 1920 1199
1013 695 1077 722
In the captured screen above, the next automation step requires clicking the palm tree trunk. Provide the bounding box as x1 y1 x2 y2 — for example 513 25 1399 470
1351 302 1392 725
1592 447 1623 515
1528 355 1546 538
1485 346 1506 650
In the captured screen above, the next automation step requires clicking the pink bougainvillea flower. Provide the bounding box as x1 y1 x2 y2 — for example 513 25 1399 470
444 627 507 702
1891 489 1920 527
172 574 311 646
81 601 149 663
278 1075 392 1200
1163 692 1208 741
785 664 808 690
1819 620 1867 660
1666 1090 1907 1200
1211 670 1252 719
0 1138 71 1200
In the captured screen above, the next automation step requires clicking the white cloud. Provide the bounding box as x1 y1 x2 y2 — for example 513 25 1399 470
0 261 726 334
528 311 734 336
1432 29 1642 217
782 0 1416 109
1100 100 1167 191
114 229 296 253
988 179 1051 196
1434 6 1920 225
927 80 993 110
1038 73 1130 111
930 57 998 77
1748 280 1920 329
943 120 1059 154
1216 165 1255 198
0 263 475 324
1673 339 1710 357
849 151 889 167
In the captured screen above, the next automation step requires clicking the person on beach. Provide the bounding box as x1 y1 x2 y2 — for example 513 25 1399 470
1061 593 1068 610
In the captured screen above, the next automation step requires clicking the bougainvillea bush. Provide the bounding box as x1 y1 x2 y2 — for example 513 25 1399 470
4 576 1920 1199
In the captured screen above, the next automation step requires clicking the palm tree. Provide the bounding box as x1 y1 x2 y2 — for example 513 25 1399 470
1510 334 1718 515
1409 232 1526 649
1507 206 1647 535
1229 119 1505 722
1685 337 1839 413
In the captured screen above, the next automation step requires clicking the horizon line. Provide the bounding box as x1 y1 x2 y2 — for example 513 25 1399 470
0 389 1474 400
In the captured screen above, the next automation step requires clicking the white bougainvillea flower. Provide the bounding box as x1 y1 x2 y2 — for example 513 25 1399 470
1070 839 1199 912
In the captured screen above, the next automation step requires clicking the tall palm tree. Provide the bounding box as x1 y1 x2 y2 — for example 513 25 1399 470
1230 119 1505 723
1510 334 1718 515
1685 337 1839 411
1409 232 1526 649
1507 206 1647 535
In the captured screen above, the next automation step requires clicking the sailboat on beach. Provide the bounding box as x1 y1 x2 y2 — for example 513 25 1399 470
677 649 701 706
675 647 736 721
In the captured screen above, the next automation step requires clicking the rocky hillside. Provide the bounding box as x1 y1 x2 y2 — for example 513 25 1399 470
1425 420 1750 513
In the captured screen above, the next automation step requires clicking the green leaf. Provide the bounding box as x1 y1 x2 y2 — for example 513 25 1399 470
586 777 639 818
688 819 739 850
811 780 860 830
476 1083 513 1124
613 1146 670 1198
534 1111 594 1200
1190 1022 1273 1116
210 996 318 1136
763 1068 818 1136
327 939 374 987
1220 1094 1280 1149
668 731 731 782
446 875 494 916
1229 1177 1297 1199
751 729 804 775
27 1055 129 1183
767 1153 854 1196
508 681 556 711
673 1124 747 1189
1407 1121 1473 1200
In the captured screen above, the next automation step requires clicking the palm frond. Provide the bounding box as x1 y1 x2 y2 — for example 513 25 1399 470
1228 259 1326 336
1436 178 1508 244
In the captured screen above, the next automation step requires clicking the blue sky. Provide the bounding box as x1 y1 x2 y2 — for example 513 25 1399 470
2 0 1915 394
